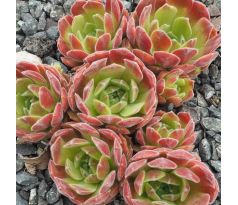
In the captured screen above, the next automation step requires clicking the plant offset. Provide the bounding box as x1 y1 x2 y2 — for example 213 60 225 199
16 0 220 205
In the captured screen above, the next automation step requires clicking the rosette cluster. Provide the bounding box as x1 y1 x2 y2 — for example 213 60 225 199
16 62 68 142
123 149 219 205
68 48 157 134
49 122 132 204
58 0 128 67
136 111 196 151
127 0 221 77
15 0 220 204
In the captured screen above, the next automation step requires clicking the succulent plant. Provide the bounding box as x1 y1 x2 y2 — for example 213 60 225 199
16 62 68 142
126 0 221 77
58 0 128 67
123 148 219 205
68 48 157 134
157 69 194 107
136 111 196 151
49 122 132 204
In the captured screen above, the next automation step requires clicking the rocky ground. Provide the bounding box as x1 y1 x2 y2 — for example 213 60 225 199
16 0 221 204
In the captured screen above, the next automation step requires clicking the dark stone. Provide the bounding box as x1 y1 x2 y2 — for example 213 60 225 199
209 64 219 79
46 184 61 204
209 105 221 118
199 138 211 161
201 84 215 100
213 134 221 143
215 83 221 90
206 130 216 137
38 197 48 205
63 0 75 14
50 5 65 21
16 34 25 45
63 197 75 205
16 192 28 205
16 143 37 156
44 3 53 15
22 182 40 192
195 130 204 147
16 184 22 191
35 4 44 19
19 190 30 200
16 158 24 172
23 36 55 58
44 170 53 183
46 26 59 40
197 92 208 107
197 107 209 118
216 145 221 159
201 117 221 132
209 160 221 172
33 31 47 39
38 12 47 31
16 171 38 186
21 13 38 36
211 140 219 160
29 188 38 205
38 180 49 199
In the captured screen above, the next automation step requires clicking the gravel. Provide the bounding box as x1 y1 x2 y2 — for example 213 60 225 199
16 1 221 205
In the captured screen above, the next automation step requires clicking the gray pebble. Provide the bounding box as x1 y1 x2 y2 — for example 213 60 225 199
38 12 47 31
209 160 221 172
23 36 55 58
16 158 24 172
16 171 38 186
197 107 209 118
199 138 211 161
17 1 29 15
44 2 53 15
63 0 75 14
33 31 47 39
211 140 218 160
197 92 208 107
38 197 48 205
16 143 37 155
206 130 216 137
123 1 132 11
50 0 64 5
21 13 38 36
209 105 221 118
195 130 204 146
29 188 38 205
35 4 44 19
201 84 215 100
16 34 25 45
213 134 221 143
46 26 59 40
16 192 28 205
215 83 221 90
216 145 221 158
16 44 22 52
201 117 221 132
19 190 30 200
50 5 65 21
38 180 49 199
46 184 61 204
209 64 219 79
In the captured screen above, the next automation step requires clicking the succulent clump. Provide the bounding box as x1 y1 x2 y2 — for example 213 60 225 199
68 48 157 134
58 0 128 67
49 122 132 204
16 62 68 142
127 0 221 77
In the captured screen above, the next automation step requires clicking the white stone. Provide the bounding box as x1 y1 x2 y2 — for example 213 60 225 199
16 51 42 65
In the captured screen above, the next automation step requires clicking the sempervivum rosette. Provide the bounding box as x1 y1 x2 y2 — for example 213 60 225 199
157 69 194 107
58 0 128 67
136 111 196 151
16 62 68 142
68 48 157 134
127 0 221 77
48 122 132 205
123 149 219 205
